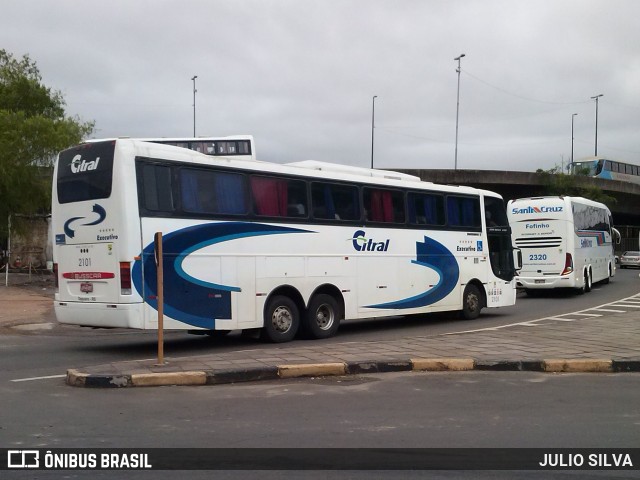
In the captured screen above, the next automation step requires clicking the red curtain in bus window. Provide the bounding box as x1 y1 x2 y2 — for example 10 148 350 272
251 177 288 216
370 190 394 222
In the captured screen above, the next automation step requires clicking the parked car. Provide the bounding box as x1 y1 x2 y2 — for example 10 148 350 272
619 251 640 269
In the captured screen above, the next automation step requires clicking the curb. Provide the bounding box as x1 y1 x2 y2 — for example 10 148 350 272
66 358 640 388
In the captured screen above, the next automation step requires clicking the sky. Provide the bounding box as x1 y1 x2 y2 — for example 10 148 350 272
3 0 640 172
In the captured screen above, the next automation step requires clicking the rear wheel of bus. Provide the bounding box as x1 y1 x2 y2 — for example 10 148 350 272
301 294 341 340
262 295 300 343
578 268 592 294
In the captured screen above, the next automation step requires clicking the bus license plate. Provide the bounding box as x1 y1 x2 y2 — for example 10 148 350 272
80 282 94 293
534 279 545 284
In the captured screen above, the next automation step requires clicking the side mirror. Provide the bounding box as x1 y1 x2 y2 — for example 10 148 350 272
513 247 522 272
612 227 621 245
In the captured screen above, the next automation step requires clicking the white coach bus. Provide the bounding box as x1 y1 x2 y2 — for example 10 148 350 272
52 139 518 342
508 196 617 295
134 135 255 159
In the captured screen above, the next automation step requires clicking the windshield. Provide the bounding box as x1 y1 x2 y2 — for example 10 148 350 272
57 141 115 204
571 161 598 176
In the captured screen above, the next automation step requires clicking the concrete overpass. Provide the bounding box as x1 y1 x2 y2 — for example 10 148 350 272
397 169 640 226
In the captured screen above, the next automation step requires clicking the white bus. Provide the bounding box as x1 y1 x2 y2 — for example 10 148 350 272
52 139 518 342
508 196 617 295
139 135 255 159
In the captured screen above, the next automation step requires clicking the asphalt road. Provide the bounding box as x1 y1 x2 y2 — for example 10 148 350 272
1 269 639 478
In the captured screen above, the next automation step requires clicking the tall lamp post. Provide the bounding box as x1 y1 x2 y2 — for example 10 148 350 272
591 94 603 155
571 113 578 171
192 75 198 137
371 95 377 169
454 53 465 170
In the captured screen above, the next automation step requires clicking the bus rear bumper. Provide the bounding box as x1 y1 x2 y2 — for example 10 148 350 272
54 301 144 329
517 275 575 289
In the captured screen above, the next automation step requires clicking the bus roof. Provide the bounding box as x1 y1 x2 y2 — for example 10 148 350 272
75 138 501 198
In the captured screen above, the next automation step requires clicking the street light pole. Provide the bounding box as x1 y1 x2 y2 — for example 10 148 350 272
192 75 198 137
591 94 603 155
571 113 578 170
454 54 465 171
371 95 377 169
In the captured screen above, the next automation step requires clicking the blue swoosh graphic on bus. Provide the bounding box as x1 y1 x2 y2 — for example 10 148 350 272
63 203 107 238
132 222 312 329
83 204 107 226
365 236 459 309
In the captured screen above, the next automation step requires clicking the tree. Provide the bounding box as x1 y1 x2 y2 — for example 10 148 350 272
535 166 616 206
0 49 94 240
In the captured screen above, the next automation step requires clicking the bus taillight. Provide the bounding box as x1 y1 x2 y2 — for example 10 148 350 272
120 262 132 295
561 253 574 276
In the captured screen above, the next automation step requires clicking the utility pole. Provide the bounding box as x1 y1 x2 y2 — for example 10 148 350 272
454 54 465 170
591 94 603 155
192 75 198 137
371 95 377 169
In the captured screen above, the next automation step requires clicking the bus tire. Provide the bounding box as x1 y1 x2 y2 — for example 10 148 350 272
460 284 482 320
602 264 612 284
262 295 299 343
585 269 592 292
302 294 341 339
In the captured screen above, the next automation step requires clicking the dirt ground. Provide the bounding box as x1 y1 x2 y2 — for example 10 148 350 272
0 272 55 328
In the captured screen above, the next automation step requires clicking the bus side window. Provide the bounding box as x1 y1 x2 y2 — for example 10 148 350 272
363 188 404 223
408 192 445 226
141 164 174 212
251 176 307 218
311 183 359 221
447 196 481 228
180 168 248 215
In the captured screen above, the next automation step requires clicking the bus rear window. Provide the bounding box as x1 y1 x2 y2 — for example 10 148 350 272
56 141 114 204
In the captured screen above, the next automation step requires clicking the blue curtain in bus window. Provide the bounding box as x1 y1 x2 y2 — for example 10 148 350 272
424 196 437 225
461 198 476 226
251 177 288 216
447 197 460 226
214 173 246 214
180 170 201 212
324 186 336 219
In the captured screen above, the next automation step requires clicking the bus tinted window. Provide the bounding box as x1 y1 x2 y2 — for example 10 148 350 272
251 176 307 218
57 142 114 204
572 202 610 233
311 183 359 221
180 168 248 215
141 164 174 212
483 196 509 227
447 196 481 228
407 192 445 226
363 188 405 223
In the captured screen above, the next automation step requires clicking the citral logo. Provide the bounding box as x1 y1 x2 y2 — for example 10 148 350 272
351 230 390 252
71 154 100 174
511 205 563 215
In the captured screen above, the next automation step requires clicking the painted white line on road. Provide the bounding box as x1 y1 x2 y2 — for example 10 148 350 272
610 303 640 308
445 295 637 336
10 374 67 383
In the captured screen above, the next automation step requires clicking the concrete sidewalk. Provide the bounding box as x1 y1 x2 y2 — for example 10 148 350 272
67 293 640 388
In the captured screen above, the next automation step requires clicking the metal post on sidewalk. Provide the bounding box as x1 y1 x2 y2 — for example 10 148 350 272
154 232 165 365
5 214 11 287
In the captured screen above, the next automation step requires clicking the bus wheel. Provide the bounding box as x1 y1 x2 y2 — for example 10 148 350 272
262 295 299 343
302 294 341 339
585 269 592 292
460 284 482 320
602 264 612 284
